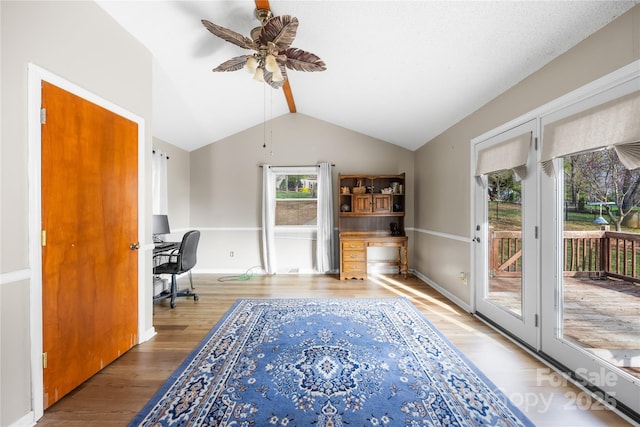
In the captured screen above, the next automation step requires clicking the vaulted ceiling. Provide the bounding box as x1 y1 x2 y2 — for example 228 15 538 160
96 1 638 152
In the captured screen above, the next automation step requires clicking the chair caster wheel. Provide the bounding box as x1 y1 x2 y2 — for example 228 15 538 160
194 294 199 302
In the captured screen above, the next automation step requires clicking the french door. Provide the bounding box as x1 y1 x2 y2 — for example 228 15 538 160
472 63 640 417
473 119 538 348
539 77 640 415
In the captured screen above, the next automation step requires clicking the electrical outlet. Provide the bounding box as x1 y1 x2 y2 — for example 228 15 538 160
229 251 234 258
459 272 467 284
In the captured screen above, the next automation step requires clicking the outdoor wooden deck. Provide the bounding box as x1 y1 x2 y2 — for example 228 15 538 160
488 228 640 379
487 275 640 379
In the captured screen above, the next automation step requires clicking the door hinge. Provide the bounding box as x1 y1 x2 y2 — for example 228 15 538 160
534 136 538 150
40 108 46 124
41 230 46 247
42 352 48 369
534 314 539 327
534 226 539 239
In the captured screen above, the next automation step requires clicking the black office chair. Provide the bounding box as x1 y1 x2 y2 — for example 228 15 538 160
153 230 200 308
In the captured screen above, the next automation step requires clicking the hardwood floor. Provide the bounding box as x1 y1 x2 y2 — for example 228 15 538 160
36 273 635 426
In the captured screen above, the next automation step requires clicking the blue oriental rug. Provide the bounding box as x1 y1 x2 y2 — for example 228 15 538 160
130 298 533 426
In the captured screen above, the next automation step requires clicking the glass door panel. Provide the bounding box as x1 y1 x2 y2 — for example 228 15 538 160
559 150 640 381
486 169 523 317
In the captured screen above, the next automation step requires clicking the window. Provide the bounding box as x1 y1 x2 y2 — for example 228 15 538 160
261 164 335 274
275 170 318 227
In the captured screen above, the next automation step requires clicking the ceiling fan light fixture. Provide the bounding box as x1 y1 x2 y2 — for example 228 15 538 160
265 54 279 73
271 67 284 82
253 67 265 82
245 56 258 74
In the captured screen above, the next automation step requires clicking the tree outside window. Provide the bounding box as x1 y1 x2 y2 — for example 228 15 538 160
275 173 318 226
566 148 640 231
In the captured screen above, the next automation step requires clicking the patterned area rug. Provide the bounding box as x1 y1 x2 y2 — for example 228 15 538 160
130 298 533 426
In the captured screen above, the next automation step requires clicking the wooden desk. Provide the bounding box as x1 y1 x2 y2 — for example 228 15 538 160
339 233 408 280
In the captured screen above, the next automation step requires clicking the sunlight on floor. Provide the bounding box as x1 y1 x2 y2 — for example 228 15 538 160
370 274 481 333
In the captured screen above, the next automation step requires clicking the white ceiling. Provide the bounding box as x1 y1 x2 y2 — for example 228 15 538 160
96 0 637 152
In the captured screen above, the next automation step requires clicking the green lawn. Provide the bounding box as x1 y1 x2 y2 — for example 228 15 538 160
276 190 315 199
488 201 640 232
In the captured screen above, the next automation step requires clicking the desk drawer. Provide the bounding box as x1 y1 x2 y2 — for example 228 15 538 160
342 250 365 262
342 261 366 273
342 241 365 251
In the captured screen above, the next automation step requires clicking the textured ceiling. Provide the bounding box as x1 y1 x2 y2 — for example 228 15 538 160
96 0 638 152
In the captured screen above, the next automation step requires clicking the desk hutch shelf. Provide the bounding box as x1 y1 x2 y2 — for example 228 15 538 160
338 173 407 280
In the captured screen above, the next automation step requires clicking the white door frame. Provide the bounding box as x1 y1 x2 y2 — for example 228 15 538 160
27 64 149 421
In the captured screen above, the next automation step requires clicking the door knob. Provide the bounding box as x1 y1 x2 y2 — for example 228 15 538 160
130 242 140 250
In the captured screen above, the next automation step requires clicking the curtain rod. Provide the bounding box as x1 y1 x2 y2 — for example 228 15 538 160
152 149 170 160
259 163 335 168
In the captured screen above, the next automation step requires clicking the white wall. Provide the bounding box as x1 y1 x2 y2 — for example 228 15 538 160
0 2 152 425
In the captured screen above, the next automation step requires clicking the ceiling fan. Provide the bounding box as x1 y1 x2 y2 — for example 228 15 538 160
202 9 326 89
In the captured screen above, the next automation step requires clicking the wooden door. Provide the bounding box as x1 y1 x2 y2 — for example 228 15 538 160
353 194 372 213
41 81 139 409
372 195 391 213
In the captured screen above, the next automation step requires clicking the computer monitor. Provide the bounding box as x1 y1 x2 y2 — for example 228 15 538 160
152 214 171 242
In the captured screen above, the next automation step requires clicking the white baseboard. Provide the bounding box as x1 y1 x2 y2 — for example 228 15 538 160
8 411 35 427
412 270 472 313
139 327 157 344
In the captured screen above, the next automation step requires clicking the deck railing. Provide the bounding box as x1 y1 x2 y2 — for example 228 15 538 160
563 230 606 276
489 228 640 283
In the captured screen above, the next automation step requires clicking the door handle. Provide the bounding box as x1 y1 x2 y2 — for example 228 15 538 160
473 237 481 243
130 242 140 250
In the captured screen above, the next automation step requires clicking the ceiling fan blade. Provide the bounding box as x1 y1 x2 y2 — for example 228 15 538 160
212 55 252 72
264 65 288 89
265 77 285 89
259 15 298 50
283 48 326 72
202 19 257 50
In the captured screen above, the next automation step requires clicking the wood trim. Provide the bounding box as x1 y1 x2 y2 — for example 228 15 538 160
255 0 271 10
282 80 296 113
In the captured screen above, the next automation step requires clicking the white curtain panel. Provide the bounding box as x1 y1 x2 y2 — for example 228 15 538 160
316 162 335 273
152 150 168 214
261 165 277 274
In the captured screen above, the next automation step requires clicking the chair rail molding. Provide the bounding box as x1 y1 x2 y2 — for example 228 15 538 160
0 269 31 286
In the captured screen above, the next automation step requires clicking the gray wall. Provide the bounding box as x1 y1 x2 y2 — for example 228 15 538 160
412 5 640 305
1 2 152 426
189 113 414 273
153 137 191 234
